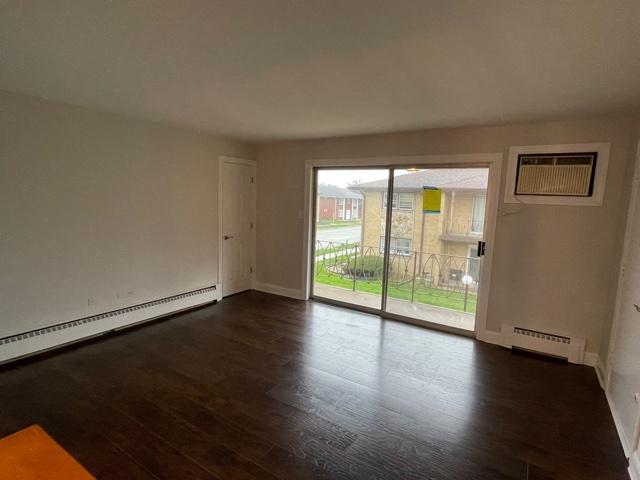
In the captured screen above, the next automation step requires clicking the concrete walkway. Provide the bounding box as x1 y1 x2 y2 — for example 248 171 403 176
313 284 475 331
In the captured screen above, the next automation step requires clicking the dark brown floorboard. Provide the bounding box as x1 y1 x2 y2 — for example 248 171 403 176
0 291 628 479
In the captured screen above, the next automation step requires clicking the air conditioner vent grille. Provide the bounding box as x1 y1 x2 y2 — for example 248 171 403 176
515 152 597 197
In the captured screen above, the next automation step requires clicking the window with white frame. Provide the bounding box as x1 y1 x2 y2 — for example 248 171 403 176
382 192 414 210
336 198 345 219
379 236 411 255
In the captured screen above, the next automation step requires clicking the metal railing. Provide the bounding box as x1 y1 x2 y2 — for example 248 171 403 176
443 216 484 237
314 240 480 312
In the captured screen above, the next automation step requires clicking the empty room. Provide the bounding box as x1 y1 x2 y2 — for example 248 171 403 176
2 1 640 479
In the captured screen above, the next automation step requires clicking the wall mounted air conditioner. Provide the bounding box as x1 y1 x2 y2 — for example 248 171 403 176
505 143 610 206
515 152 596 196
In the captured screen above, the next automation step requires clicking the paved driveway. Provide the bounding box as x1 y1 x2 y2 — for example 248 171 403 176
315 225 362 244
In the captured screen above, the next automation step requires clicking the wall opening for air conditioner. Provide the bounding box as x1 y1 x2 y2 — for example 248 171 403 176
505 143 610 206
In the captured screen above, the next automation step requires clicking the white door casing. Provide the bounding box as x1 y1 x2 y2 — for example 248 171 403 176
219 157 256 297
606 141 640 457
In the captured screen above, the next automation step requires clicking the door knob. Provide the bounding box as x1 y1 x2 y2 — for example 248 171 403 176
224 235 233 240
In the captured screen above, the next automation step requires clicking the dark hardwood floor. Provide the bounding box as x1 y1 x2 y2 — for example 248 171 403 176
0 291 627 479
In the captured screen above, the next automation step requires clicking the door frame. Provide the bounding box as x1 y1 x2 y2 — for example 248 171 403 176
302 153 502 341
602 140 640 460
218 155 257 299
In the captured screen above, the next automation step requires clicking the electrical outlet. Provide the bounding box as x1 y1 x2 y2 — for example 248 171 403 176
87 298 96 306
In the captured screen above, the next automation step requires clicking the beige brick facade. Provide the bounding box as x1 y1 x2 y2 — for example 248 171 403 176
360 189 484 257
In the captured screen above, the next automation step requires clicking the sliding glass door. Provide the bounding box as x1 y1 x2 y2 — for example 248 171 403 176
311 166 489 333
313 169 389 310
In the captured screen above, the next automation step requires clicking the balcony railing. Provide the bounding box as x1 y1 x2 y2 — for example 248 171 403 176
314 240 480 313
442 217 484 237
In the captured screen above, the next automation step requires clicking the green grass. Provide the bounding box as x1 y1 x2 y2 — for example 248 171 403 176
316 220 362 229
314 260 477 313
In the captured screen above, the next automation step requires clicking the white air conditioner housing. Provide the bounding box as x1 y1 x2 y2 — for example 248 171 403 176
505 143 610 206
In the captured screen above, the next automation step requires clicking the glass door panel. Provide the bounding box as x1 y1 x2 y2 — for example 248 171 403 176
312 168 390 310
382 168 489 331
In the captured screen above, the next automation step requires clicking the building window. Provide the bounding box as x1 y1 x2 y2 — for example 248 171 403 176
337 198 345 219
382 193 414 210
471 195 486 233
379 236 412 255
398 193 414 210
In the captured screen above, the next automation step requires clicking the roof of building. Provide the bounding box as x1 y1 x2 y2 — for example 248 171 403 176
350 168 488 192
318 183 363 199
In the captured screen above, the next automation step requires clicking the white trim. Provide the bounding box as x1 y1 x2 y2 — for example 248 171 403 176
629 450 640 480
254 282 305 300
475 156 502 342
605 139 640 391
476 329 502 345
583 351 598 367
302 153 503 343
504 143 610 206
218 156 257 299
596 355 607 389
0 286 218 364
607 389 634 458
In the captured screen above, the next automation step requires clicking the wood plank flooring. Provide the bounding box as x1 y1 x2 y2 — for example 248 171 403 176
0 291 628 479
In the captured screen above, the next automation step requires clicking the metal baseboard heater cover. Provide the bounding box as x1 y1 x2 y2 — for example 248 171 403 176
501 324 585 364
0 285 217 364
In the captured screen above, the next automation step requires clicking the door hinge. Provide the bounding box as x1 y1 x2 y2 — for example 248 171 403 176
250 267 253 273
250 176 254 184
250 222 254 229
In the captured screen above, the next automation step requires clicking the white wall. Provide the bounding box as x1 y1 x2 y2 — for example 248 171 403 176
604 119 640 458
255 117 637 357
0 90 253 338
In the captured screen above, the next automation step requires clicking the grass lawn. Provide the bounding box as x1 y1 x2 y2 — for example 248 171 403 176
314 261 477 313
316 220 362 229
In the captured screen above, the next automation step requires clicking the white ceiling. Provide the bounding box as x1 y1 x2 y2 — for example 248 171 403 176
1 1 639 141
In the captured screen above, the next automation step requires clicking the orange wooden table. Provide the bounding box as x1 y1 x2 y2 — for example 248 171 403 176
0 425 94 479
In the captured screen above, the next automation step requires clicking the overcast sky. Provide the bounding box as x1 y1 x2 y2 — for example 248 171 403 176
318 169 392 188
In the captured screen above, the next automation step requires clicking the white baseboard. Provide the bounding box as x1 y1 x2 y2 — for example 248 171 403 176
0 286 218 365
476 329 502 345
595 356 607 389
253 282 306 300
583 351 599 368
630 450 640 480
606 389 633 459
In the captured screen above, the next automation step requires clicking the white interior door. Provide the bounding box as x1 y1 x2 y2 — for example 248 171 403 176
221 159 255 297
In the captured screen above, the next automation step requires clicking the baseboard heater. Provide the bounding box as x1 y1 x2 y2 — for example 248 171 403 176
0 285 218 365
501 324 585 364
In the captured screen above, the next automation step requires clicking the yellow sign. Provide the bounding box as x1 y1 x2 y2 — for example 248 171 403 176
422 187 442 214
